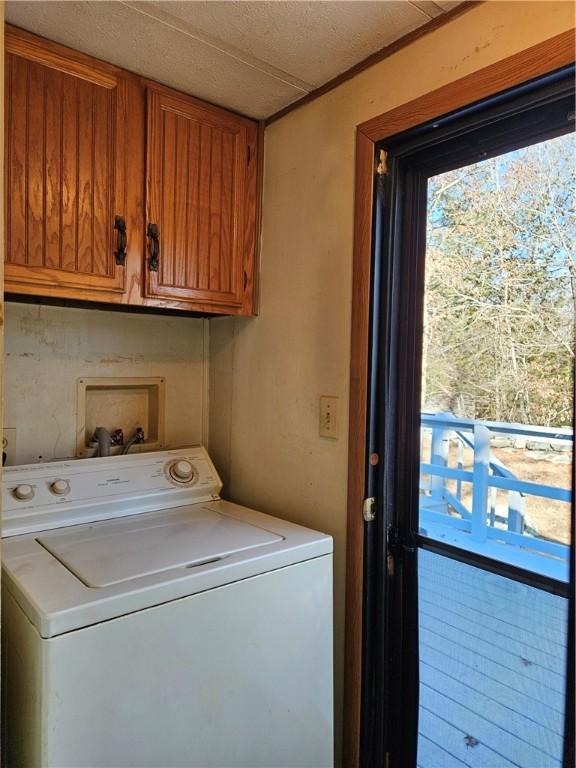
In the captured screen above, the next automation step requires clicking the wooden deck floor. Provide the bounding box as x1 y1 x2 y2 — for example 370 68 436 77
417 550 568 768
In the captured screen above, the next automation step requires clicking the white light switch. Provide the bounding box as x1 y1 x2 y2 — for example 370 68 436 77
319 396 339 439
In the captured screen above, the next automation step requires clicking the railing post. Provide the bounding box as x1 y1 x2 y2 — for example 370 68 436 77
508 491 525 533
471 424 490 543
456 439 464 502
489 487 497 527
430 419 450 514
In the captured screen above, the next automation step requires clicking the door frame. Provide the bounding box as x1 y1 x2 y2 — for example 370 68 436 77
343 27 576 768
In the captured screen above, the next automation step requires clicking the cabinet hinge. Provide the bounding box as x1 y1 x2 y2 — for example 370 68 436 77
247 144 251 165
362 497 375 523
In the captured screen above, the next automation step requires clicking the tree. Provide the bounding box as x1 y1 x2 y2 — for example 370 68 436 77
423 132 575 427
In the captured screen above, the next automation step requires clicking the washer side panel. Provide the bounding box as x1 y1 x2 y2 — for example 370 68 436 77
2 589 46 767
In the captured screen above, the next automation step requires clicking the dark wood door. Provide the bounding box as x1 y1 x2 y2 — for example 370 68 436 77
4 28 128 296
145 87 256 311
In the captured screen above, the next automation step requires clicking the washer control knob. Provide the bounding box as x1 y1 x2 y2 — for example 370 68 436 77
169 460 195 483
51 479 70 496
13 484 34 501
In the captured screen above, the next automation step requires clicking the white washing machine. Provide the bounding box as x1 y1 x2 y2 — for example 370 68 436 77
1 447 333 768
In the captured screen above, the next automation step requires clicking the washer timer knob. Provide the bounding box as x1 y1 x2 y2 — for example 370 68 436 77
169 460 195 483
51 479 71 496
13 484 34 501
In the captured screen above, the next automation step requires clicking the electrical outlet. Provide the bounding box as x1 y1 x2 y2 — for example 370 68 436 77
3 428 17 466
319 396 339 439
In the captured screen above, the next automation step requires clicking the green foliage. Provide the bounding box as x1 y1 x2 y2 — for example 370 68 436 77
424 133 575 427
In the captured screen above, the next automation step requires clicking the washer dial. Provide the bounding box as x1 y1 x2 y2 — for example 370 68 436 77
13 484 34 501
50 479 71 496
168 459 195 483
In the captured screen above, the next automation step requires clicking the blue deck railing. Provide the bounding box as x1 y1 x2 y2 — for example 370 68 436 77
419 412 573 581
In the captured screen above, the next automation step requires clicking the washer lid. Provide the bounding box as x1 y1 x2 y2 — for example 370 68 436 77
2 500 333 638
37 507 283 587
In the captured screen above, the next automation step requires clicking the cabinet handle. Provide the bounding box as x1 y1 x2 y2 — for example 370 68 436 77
147 223 160 271
114 216 127 266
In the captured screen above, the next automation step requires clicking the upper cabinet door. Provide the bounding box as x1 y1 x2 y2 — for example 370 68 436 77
5 29 128 295
145 88 257 311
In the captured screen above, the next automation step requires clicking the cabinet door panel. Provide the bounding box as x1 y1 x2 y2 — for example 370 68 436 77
26 59 44 268
45 66 63 270
5 33 127 295
146 89 249 308
7 55 27 265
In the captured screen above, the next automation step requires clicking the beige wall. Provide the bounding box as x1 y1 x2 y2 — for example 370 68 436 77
208 1 576 761
4 303 208 464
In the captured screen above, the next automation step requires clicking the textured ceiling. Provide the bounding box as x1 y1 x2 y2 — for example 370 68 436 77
5 1 462 119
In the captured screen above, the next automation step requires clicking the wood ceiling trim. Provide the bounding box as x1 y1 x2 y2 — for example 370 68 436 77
265 1 483 126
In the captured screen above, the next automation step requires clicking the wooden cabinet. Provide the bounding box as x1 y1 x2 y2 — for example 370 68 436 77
4 26 260 315
145 88 257 312
5 28 128 296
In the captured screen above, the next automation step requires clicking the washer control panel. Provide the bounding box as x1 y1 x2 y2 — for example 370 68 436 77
2 447 222 538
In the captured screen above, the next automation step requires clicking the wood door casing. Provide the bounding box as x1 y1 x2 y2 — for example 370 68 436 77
5 29 127 294
145 88 251 308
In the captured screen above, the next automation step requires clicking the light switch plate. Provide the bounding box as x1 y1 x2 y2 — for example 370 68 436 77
319 396 339 439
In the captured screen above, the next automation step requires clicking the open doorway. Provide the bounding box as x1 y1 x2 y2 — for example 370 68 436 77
416 129 574 767
356 66 575 768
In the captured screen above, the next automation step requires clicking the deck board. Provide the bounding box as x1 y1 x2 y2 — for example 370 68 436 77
419 592 566 661
420 615 565 692
419 557 568 618
420 665 563 757
417 550 567 768
418 734 470 768
419 560 568 623
419 564 567 644
421 646 564 734
419 709 519 768
420 626 563 711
